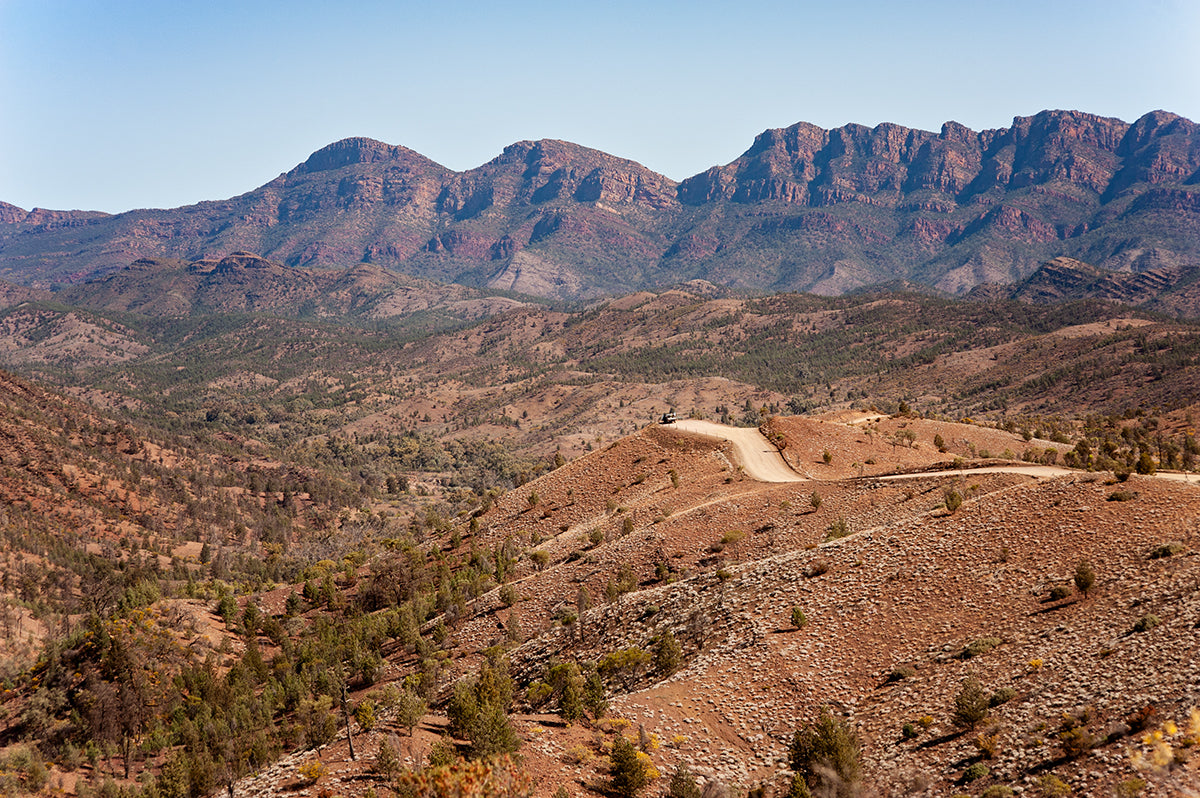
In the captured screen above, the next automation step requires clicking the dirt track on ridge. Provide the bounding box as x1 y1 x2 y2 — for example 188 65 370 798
670 419 806 482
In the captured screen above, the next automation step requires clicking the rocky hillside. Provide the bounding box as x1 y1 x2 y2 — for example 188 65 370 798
52 252 532 320
2 111 1199 300
981 256 1200 318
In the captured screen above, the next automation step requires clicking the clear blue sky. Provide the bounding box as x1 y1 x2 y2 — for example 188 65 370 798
2 0 1198 213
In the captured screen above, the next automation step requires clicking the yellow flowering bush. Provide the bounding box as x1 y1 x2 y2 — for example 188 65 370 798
1129 707 1199 776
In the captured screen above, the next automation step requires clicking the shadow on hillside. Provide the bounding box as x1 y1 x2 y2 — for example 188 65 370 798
916 729 965 750
1029 599 1078 616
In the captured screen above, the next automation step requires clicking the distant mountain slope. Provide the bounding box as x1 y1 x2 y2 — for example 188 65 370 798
3 110 1199 300
979 256 1200 318
53 252 533 321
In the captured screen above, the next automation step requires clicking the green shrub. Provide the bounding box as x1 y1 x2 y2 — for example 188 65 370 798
1107 490 1137 502
1074 560 1095 597
1115 778 1147 797
654 630 682 676
790 607 808 630
886 665 915 683
395 687 427 736
988 687 1016 707
609 735 648 798
961 637 1001 659
962 762 989 782
297 695 338 747
952 678 989 729
1037 774 1072 797
355 699 377 731
1148 541 1185 559
944 488 963 513
427 734 457 768
825 517 850 540
981 787 1013 798
721 529 746 545
1058 726 1096 759
667 765 700 798
1131 614 1161 633
375 737 399 781
901 723 918 740
1049 585 1071 601
789 708 861 798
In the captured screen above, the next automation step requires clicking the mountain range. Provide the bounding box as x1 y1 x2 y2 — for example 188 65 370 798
2 109 1199 302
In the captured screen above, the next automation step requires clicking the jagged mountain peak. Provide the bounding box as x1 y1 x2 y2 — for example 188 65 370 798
3 110 1200 303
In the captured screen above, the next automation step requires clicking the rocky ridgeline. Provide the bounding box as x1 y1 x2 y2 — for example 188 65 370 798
4 111 1200 301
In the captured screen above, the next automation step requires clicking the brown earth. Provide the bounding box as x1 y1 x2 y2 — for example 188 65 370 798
215 415 1199 797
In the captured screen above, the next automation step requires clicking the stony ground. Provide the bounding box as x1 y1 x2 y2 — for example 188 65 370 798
222 414 1200 798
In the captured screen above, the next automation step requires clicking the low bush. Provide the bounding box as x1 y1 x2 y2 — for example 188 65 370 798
790 708 861 798
1148 541 1185 559
1058 726 1096 759
962 637 1001 659
962 762 989 782
974 730 1000 758
825 517 850 540
988 687 1016 707
952 678 989 729
790 607 808 629
1131 614 1161 633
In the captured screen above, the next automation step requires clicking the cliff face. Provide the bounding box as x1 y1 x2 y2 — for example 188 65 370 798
3 110 1199 299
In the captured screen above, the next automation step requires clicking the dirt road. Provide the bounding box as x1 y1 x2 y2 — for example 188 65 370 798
670 419 806 483
668 420 1200 488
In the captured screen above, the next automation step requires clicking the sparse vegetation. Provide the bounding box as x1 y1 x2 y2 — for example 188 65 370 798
1148 541 1185 559
609 734 649 798
1073 560 1095 597
1131 614 1161 633
791 607 808 630
825 516 850 540
962 762 989 782
962 637 1001 659
952 677 990 729
0 269 1197 798
789 708 862 798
